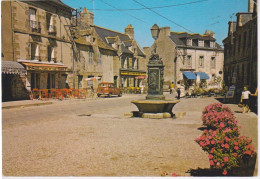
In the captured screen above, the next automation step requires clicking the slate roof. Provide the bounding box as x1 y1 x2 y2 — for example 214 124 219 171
169 32 222 49
94 25 145 57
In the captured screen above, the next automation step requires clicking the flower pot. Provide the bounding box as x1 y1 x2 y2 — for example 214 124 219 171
231 153 257 176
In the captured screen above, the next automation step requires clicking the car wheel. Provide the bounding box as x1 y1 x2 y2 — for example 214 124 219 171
118 93 122 97
97 94 101 97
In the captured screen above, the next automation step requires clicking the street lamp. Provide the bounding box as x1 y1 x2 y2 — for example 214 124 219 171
151 24 160 40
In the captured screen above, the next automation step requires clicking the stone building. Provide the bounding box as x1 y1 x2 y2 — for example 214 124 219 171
1 0 74 101
74 8 146 90
146 26 224 90
222 0 257 93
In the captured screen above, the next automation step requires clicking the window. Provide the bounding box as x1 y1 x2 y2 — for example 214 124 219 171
30 43 39 60
124 57 128 68
98 51 102 64
29 8 36 28
31 73 40 90
78 75 83 89
198 40 204 47
210 41 215 48
187 39 192 46
47 73 55 89
132 58 138 69
89 51 93 64
186 55 192 67
211 57 216 69
199 56 204 67
47 46 55 62
46 13 55 34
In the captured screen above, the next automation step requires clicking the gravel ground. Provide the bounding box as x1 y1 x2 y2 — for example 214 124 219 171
2 96 258 176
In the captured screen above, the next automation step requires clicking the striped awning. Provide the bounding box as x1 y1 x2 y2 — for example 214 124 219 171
1 61 27 75
183 71 196 80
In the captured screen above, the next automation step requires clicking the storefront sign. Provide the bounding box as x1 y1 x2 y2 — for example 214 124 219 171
26 66 67 72
120 70 146 76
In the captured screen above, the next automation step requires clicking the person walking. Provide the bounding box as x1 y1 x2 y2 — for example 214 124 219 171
240 86 253 114
170 82 174 94
177 88 181 99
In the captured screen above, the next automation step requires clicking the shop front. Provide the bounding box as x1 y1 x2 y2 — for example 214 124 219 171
19 60 68 91
120 69 146 93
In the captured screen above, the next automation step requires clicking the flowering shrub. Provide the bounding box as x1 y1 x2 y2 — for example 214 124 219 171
202 103 238 130
196 103 256 175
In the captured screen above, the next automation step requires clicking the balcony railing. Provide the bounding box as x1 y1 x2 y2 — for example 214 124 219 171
47 25 57 36
48 58 56 63
30 20 41 33
30 55 41 61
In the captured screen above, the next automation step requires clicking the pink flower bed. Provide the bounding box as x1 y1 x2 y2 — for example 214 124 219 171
195 103 256 175
202 103 238 130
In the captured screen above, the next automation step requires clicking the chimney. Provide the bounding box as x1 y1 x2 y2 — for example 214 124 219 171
125 24 134 39
228 21 237 35
80 7 94 26
159 26 170 38
204 30 215 38
248 0 254 13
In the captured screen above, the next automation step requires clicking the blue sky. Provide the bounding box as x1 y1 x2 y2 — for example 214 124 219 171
62 0 248 48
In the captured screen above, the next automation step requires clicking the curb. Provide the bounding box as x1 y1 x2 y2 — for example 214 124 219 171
2 102 53 110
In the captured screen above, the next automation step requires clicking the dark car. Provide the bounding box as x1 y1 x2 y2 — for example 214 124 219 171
97 82 122 97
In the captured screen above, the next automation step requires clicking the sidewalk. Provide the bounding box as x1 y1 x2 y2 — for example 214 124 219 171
1 93 144 110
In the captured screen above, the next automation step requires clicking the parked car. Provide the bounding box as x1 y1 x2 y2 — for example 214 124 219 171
97 82 122 97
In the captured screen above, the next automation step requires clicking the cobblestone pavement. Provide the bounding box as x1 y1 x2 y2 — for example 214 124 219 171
2 94 258 176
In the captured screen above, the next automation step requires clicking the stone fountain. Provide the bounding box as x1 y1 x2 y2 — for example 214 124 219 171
131 24 179 118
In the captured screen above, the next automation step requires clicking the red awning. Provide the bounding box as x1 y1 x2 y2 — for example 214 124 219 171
135 76 146 79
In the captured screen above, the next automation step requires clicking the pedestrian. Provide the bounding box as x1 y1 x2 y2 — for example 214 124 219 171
177 88 181 99
170 82 174 94
240 86 253 114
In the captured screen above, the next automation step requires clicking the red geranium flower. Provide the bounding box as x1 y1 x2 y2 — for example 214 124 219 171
222 170 227 175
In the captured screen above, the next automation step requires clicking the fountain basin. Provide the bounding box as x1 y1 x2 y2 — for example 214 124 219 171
131 100 180 115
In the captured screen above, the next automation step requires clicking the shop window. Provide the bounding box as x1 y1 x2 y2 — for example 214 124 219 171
47 73 55 89
31 73 40 90
87 75 94 87
78 75 83 89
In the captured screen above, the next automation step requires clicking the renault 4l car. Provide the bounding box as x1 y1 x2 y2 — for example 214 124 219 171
97 82 122 97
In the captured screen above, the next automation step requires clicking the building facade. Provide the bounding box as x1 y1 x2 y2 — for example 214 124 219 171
222 0 257 93
146 26 224 90
1 1 147 101
1 0 73 101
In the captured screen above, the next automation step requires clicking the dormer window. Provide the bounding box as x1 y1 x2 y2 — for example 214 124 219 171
210 41 215 48
198 40 204 47
187 38 192 46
